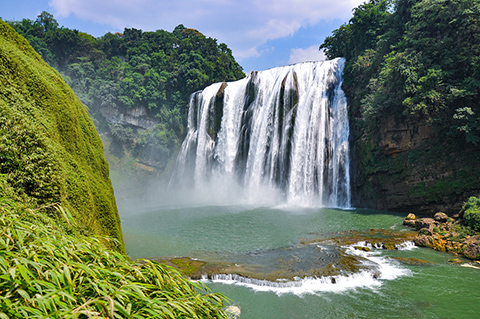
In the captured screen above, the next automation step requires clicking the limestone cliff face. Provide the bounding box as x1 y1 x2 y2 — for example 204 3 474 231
100 104 158 129
351 116 480 215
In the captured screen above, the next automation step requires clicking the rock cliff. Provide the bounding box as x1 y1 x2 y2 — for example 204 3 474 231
100 104 158 129
352 116 480 215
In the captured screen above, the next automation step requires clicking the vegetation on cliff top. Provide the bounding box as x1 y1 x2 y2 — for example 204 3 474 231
8 13 245 173
0 20 123 248
321 0 480 145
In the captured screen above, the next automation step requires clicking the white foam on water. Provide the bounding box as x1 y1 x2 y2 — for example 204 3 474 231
396 241 417 251
201 241 412 296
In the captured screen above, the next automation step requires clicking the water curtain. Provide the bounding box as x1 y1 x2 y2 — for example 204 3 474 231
173 58 350 208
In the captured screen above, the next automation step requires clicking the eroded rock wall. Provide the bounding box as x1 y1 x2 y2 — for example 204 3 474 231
352 116 480 215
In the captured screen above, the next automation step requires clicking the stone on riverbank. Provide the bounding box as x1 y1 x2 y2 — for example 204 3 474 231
414 218 436 230
464 242 480 260
434 212 449 222
406 213 416 220
405 211 480 260
403 213 417 227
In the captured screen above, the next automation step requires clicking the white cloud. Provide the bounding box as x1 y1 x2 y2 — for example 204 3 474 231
289 45 326 64
48 0 364 60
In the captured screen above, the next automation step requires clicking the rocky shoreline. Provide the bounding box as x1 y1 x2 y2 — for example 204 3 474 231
403 212 480 260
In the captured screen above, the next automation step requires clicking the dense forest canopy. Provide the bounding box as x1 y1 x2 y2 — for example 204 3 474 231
321 0 480 145
8 12 245 170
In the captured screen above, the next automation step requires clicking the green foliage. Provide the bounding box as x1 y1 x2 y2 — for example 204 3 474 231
0 200 229 318
7 13 245 173
463 196 480 231
322 0 480 144
450 223 476 242
0 20 123 250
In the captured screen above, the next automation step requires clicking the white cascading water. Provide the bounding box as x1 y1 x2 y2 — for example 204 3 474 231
172 57 351 208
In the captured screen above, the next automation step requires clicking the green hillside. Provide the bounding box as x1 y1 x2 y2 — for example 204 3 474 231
0 20 123 248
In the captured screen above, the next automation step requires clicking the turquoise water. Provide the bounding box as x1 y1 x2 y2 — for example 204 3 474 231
120 205 480 318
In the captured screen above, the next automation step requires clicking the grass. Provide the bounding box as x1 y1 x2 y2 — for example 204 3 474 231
0 199 229 318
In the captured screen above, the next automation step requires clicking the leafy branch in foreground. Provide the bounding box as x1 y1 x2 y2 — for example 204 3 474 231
0 200 228 318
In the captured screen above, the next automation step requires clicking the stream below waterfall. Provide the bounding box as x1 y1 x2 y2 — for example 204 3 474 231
121 204 480 319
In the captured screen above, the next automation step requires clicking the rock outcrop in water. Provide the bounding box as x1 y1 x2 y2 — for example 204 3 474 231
172 58 351 207
404 213 480 260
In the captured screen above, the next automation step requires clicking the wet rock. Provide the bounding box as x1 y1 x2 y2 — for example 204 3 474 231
430 236 447 252
403 213 417 227
415 218 436 230
434 212 449 222
354 246 371 252
406 213 416 220
448 258 463 264
392 257 433 266
445 241 463 253
464 242 480 260
382 243 396 250
414 235 431 247
403 219 416 227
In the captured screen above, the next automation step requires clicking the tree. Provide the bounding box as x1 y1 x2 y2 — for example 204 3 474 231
321 0 480 144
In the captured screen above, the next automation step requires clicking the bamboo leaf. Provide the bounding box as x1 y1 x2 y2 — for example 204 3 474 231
17 264 31 285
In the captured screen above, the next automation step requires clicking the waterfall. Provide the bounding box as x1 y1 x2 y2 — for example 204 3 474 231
172 58 351 208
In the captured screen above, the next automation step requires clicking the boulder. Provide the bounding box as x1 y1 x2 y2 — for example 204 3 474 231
382 243 396 250
434 212 449 222
403 219 416 227
464 242 480 260
403 213 417 227
414 218 437 230
414 235 430 247
419 228 433 236
226 306 241 318
405 213 416 220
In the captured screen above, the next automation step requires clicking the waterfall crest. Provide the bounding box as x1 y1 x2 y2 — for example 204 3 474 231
172 58 351 208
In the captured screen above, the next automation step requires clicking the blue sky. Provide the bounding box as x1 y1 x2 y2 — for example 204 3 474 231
1 0 364 72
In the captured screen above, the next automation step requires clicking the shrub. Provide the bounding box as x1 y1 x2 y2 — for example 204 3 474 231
0 200 229 318
463 197 480 231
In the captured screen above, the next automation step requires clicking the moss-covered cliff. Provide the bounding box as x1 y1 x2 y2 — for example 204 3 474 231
0 20 123 249
0 21 230 318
